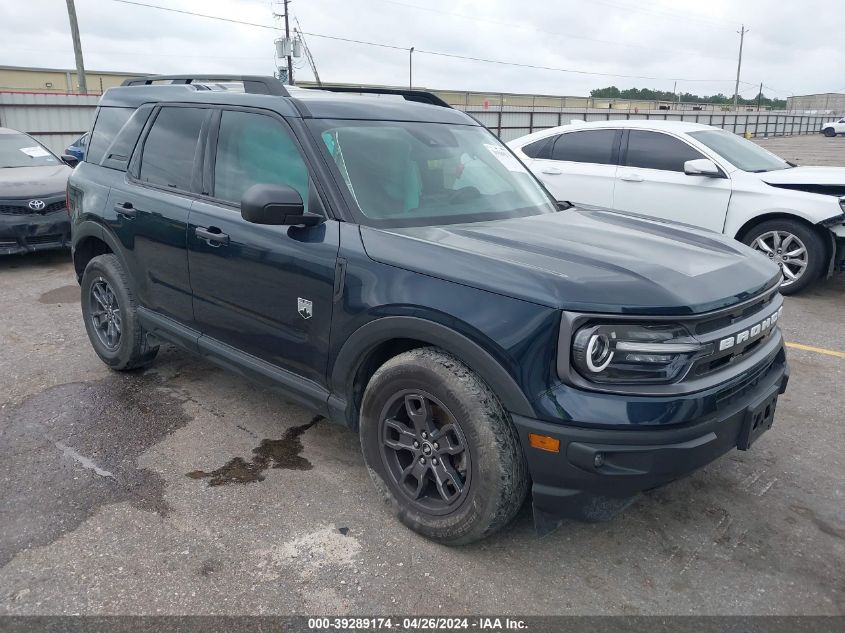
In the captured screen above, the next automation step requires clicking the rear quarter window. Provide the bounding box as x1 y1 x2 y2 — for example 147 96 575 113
520 136 554 159
86 107 133 164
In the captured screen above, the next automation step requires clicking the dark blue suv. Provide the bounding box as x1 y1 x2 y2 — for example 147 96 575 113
69 75 788 544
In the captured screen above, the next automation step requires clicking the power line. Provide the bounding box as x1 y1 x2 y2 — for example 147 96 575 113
584 0 743 30
104 0 752 86
366 0 737 60
413 49 744 84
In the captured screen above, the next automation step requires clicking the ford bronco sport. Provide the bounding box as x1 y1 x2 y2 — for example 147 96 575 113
69 75 789 544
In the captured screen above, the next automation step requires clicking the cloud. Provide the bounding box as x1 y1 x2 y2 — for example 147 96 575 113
1 0 840 98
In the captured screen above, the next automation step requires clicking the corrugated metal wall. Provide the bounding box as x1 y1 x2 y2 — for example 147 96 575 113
0 92 98 153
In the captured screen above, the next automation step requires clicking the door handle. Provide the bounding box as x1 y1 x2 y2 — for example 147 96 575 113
619 173 644 182
541 166 562 175
195 226 230 246
114 202 137 218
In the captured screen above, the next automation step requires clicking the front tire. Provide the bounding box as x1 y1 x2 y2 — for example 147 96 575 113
81 254 159 370
823 127 836 137
360 348 529 545
742 219 826 295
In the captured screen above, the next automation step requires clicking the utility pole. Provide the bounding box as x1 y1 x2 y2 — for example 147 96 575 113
65 0 87 93
733 24 748 111
283 0 293 85
409 47 414 90
757 81 763 111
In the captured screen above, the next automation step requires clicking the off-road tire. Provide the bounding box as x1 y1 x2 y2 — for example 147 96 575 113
742 218 827 295
81 254 158 370
360 347 529 545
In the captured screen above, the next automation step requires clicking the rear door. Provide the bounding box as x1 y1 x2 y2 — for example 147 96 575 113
613 129 732 232
528 128 620 207
111 104 212 325
187 108 339 387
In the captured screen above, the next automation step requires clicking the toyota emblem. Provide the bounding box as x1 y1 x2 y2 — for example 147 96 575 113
28 199 46 211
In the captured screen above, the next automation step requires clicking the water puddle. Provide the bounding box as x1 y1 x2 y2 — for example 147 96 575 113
186 416 321 486
38 284 79 304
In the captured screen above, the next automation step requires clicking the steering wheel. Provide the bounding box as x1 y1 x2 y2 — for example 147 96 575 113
448 186 482 204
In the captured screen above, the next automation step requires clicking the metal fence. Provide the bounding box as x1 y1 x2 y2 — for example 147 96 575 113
456 106 835 142
0 91 835 155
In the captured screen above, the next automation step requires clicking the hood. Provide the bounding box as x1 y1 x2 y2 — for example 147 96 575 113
360 208 781 315
759 166 845 186
0 164 72 198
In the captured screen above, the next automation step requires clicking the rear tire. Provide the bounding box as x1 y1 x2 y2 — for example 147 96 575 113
360 348 529 545
742 218 826 295
823 127 836 137
81 254 159 370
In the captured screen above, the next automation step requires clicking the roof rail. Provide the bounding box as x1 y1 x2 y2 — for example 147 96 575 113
120 75 289 97
314 86 452 108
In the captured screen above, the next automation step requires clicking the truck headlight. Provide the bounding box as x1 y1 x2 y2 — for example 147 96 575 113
571 323 707 384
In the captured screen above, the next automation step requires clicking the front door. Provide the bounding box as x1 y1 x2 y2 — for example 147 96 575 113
613 129 732 232
187 108 339 386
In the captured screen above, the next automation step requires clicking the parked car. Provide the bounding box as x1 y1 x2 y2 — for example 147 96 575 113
821 118 845 137
509 120 845 294
0 127 77 255
70 76 788 544
65 133 88 161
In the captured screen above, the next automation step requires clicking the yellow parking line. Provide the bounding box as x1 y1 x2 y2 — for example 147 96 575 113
785 342 845 358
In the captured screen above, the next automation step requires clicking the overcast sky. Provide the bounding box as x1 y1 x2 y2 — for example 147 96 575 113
2 0 843 99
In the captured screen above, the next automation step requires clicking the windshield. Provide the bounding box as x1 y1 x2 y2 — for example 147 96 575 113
688 129 790 173
0 134 59 168
308 120 557 227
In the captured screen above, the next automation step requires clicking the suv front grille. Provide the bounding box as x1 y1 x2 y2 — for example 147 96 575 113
693 287 779 335
686 288 783 380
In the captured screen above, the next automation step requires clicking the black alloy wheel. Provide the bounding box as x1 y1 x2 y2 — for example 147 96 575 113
89 277 122 350
379 390 472 516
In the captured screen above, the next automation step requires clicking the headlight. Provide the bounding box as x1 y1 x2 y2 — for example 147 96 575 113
572 323 708 384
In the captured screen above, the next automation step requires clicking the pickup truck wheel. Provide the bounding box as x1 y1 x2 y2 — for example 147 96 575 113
743 219 825 295
81 254 159 370
823 127 836 137
360 348 529 545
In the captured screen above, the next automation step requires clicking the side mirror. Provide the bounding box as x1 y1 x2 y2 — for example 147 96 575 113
61 154 80 167
684 158 722 178
240 184 324 227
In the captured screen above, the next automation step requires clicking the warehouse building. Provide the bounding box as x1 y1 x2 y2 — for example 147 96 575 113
0 65 146 94
786 92 845 114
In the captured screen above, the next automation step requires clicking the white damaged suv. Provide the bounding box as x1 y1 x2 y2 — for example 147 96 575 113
509 120 845 294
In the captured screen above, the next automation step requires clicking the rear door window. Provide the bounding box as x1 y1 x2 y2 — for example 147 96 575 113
86 107 133 164
624 130 705 172
551 130 617 165
139 107 208 192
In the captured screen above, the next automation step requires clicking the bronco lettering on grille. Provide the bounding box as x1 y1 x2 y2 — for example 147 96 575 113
718 307 783 352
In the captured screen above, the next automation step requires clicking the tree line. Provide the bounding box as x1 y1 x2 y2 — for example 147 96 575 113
590 86 786 109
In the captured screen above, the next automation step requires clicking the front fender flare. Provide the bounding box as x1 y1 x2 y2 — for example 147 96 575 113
330 316 535 419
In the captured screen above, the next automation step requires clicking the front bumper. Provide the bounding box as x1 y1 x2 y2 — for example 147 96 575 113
513 352 789 522
0 211 71 255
